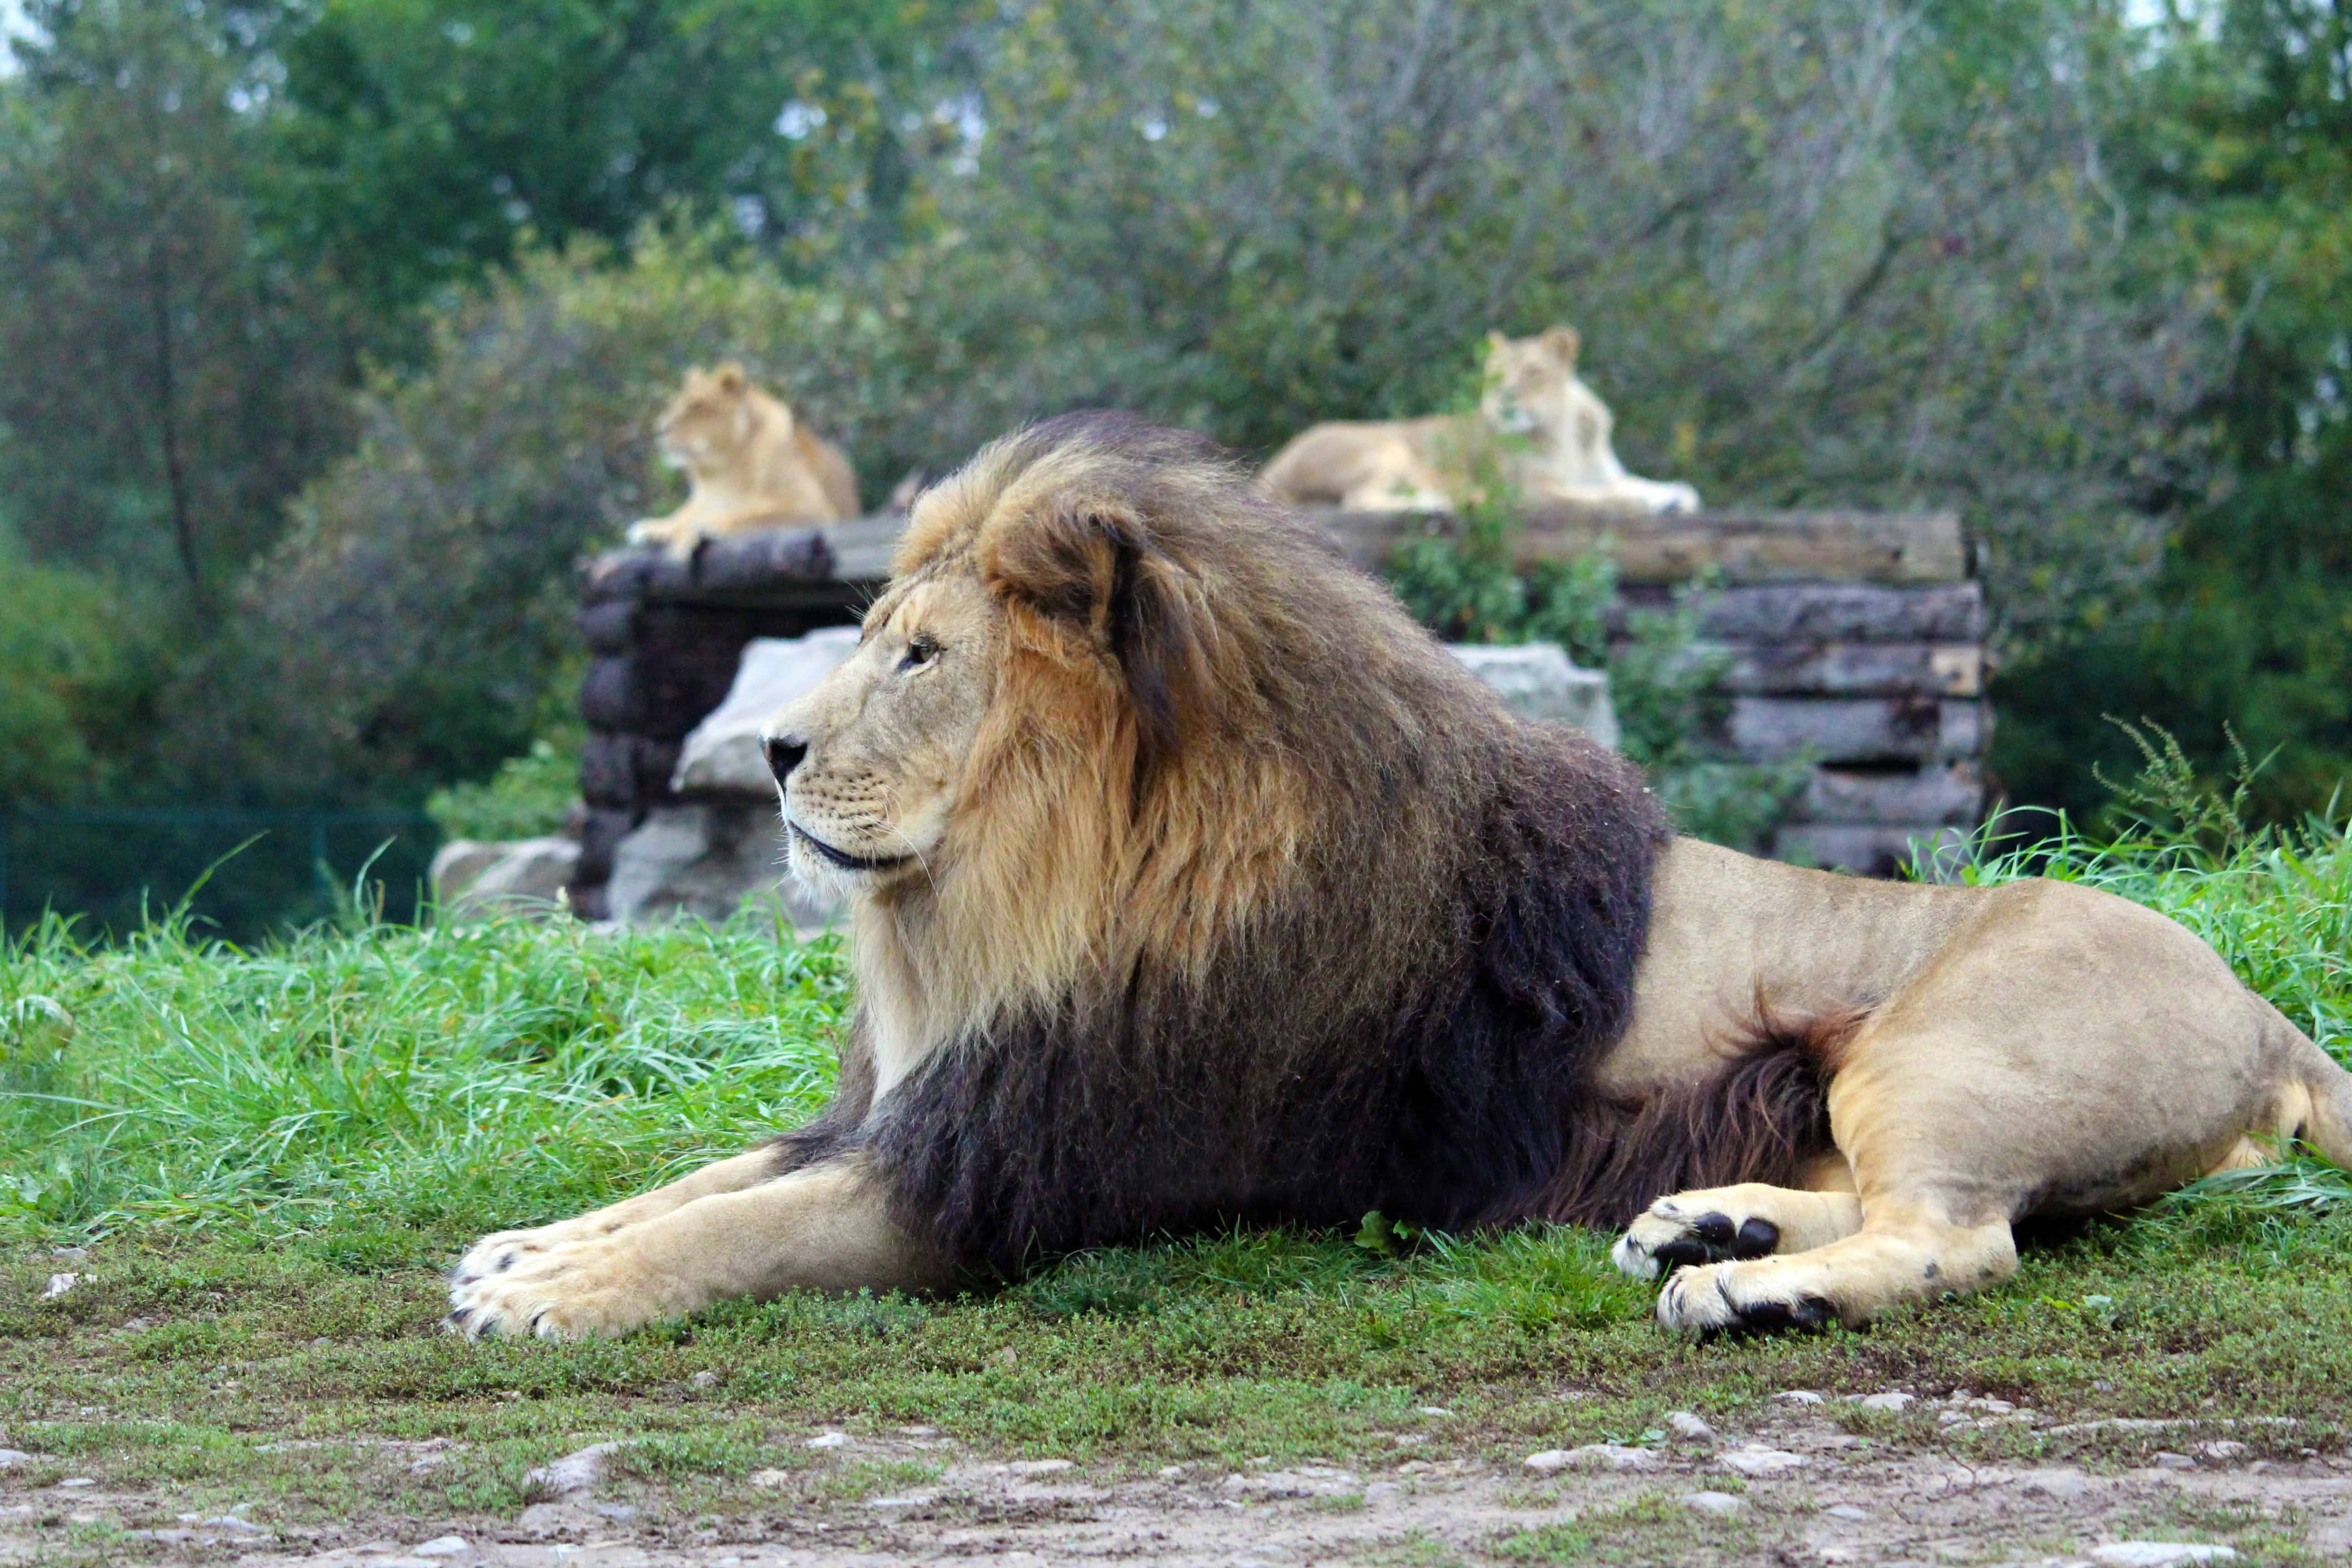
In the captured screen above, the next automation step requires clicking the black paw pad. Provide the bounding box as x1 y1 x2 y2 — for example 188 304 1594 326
1732 1217 1781 1259
1651 1211 1739 1270
1732 1293 1835 1334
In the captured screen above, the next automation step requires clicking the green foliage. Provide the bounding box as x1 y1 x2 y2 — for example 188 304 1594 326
424 738 579 844
0 552 156 805
265 0 974 331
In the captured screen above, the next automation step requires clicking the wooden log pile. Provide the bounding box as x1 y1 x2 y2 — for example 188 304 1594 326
567 503 1986 916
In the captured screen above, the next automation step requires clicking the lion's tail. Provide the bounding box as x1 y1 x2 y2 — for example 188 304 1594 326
2265 999 2352 1171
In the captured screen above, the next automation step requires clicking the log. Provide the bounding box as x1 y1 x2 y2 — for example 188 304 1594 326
575 599 637 656
1319 505 1967 585
1788 763 1984 826
1687 582 1984 644
1707 642 1982 698
1727 696 1983 765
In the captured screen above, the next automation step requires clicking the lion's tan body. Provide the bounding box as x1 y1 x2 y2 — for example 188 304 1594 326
451 416 2347 1342
626 363 860 558
1258 328 1701 514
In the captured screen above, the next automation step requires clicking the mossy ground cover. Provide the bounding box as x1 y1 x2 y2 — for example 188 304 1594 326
0 807 2347 1556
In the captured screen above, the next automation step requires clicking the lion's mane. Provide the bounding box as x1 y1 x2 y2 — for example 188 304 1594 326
774 413 1800 1278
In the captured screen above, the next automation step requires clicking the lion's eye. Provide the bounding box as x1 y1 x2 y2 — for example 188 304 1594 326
899 637 941 671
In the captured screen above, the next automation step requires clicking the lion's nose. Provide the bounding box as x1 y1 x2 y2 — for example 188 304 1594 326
762 734 808 784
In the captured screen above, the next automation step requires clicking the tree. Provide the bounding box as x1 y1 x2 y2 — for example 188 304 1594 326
1993 0 2352 825
0 0 351 601
264 0 976 333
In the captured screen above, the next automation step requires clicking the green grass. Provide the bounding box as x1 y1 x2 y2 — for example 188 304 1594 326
0 805 2348 1537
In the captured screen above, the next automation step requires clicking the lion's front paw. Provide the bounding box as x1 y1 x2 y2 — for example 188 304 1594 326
625 519 666 547
1653 1259 1837 1337
446 1231 685 1342
1613 1198 1781 1280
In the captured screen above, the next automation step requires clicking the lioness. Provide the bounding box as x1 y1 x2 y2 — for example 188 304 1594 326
451 413 2345 1341
1258 327 1701 514
626 363 860 557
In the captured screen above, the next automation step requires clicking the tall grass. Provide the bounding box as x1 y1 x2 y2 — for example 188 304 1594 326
0 906 848 1241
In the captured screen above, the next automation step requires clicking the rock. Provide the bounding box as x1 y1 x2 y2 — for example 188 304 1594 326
1414 1406 1454 1417
1008 1459 1074 1475
515 1503 578 1536
41 1272 80 1299
1446 643 1619 749
748 1468 793 1488
1524 1444 1658 1473
688 1371 720 1390
1774 1390 1826 1405
2151 1451 2197 1470
1822 1504 1869 1521
49 1246 87 1262
56 1477 94 1488
2020 1470 2091 1501
606 803 839 930
1666 1411 1717 1441
807 1431 851 1449
1718 1446 1808 1476
2197 1440 2249 1461
1857 1391 1915 1411
2086 1545 2237 1567
0 1449 33 1466
1364 1481 1401 1502
411 1538 471 1558
1676 1491 1744 1515
202 1516 265 1533
432 837 580 922
671 628 863 795
524 1441 622 1496
1157 1465 1187 1479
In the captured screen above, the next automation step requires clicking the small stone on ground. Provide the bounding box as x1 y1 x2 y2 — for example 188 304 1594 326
2086 1545 2238 1567
1676 1491 1744 1515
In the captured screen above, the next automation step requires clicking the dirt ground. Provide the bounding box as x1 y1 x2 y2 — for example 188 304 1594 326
4 1394 2345 1567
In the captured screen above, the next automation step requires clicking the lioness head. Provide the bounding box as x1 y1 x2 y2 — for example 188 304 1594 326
658 362 780 472
1480 326 1601 445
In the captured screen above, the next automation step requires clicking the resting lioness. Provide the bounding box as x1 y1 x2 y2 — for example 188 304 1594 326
451 413 2344 1341
1258 327 1701 514
626 363 860 557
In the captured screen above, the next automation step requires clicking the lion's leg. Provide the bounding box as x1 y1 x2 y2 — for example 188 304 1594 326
447 1157 938 1340
452 1147 783 1285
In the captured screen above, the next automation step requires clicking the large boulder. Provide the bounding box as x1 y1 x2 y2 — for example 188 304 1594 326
606 803 842 930
671 626 863 796
432 836 581 921
1447 642 1619 750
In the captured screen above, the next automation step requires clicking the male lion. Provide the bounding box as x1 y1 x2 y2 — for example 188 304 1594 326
451 413 2346 1341
625 362 861 557
1257 327 1701 514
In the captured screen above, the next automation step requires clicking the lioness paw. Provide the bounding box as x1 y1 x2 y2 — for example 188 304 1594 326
1613 1199 1781 1280
446 1233 683 1342
1653 1259 1838 1337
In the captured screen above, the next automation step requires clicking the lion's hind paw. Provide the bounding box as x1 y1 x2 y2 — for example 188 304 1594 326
1654 1260 1838 1338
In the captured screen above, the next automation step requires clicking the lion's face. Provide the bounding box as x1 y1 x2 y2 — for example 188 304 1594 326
657 363 775 471
763 568 1004 898
1480 328 1603 451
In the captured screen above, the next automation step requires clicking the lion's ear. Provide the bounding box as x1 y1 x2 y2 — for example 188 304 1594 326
713 361 748 392
1540 326 1581 368
979 503 1210 767
1485 329 1508 353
